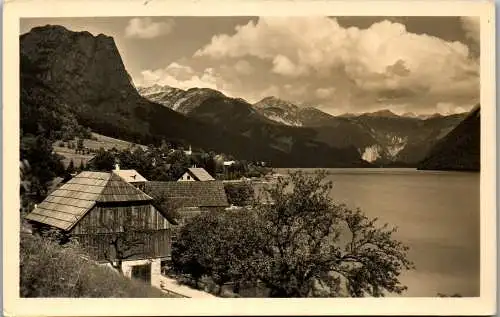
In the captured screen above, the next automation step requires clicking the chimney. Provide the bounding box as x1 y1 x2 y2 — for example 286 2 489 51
115 164 120 171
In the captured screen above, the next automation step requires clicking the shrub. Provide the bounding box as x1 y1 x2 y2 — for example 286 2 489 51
224 182 255 206
20 234 175 298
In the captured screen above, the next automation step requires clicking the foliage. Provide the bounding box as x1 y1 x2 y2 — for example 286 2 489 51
89 148 116 171
172 171 414 297
171 210 264 295
20 134 65 196
20 234 175 297
224 182 255 206
252 171 414 297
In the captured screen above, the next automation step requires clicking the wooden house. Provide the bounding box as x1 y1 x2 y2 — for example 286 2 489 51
112 164 148 191
178 167 215 182
24 171 175 286
144 181 229 226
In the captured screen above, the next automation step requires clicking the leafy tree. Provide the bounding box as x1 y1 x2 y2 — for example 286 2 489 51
224 182 255 206
66 159 75 174
20 134 65 197
171 210 263 294
252 171 414 297
77 138 84 151
89 148 116 171
172 171 414 297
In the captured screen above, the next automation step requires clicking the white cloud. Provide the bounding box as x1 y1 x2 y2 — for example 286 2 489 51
460 16 480 44
195 17 479 103
284 84 309 97
436 102 474 115
138 63 219 91
125 17 175 39
272 55 307 77
315 87 336 99
234 60 254 75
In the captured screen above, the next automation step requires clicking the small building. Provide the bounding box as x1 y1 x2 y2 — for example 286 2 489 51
24 171 175 287
184 145 192 156
223 161 236 167
112 164 148 191
145 180 229 226
178 167 215 182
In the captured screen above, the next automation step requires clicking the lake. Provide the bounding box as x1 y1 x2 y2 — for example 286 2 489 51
274 168 480 297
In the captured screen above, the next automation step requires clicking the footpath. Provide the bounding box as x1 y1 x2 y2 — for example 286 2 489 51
158 276 217 298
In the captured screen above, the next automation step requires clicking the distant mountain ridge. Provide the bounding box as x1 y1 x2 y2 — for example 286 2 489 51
138 84 471 165
418 106 480 171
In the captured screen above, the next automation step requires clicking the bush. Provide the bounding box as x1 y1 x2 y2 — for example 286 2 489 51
171 210 263 296
224 182 255 206
20 234 175 298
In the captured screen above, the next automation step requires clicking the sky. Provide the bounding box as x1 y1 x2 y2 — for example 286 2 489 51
20 16 480 115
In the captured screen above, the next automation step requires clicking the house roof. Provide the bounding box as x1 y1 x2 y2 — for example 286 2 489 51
113 169 148 183
185 167 215 181
25 171 152 231
144 181 229 208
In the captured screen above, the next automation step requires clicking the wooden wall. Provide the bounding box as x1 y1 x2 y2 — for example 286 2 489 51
70 203 174 261
70 204 172 234
75 229 172 261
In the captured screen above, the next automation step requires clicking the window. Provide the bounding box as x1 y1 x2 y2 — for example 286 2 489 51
187 175 191 180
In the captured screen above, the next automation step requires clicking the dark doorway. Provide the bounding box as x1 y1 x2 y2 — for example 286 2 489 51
131 263 151 283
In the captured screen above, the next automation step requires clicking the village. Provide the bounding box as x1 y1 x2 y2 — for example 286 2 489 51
20 135 277 298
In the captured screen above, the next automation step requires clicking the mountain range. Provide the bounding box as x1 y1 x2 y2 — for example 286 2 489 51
138 84 470 165
20 25 479 169
20 25 366 168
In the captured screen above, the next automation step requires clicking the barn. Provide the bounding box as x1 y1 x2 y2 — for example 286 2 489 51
24 171 175 286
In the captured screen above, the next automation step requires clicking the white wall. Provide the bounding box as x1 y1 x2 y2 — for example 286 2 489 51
178 172 195 182
101 258 163 288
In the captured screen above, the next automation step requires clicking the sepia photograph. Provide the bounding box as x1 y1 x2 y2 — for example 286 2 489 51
3 0 496 316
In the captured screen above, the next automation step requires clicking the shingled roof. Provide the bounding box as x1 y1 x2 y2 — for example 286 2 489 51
25 171 152 231
184 168 215 181
113 169 148 183
145 181 229 208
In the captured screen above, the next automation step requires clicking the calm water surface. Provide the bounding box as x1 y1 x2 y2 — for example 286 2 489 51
274 168 480 297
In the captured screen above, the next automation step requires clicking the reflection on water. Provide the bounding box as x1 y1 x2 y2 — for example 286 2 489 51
274 168 480 297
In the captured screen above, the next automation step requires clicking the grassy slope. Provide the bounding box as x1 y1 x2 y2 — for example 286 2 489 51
53 132 148 168
20 233 178 298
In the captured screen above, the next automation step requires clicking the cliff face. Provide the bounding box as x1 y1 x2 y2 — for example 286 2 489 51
21 25 137 104
418 106 480 171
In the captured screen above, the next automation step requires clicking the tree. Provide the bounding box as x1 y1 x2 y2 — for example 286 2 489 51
172 170 414 297
77 138 84 151
20 134 65 197
252 171 414 297
224 182 255 206
66 159 75 174
171 210 264 295
89 148 115 171
95 214 156 275
79 160 85 171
